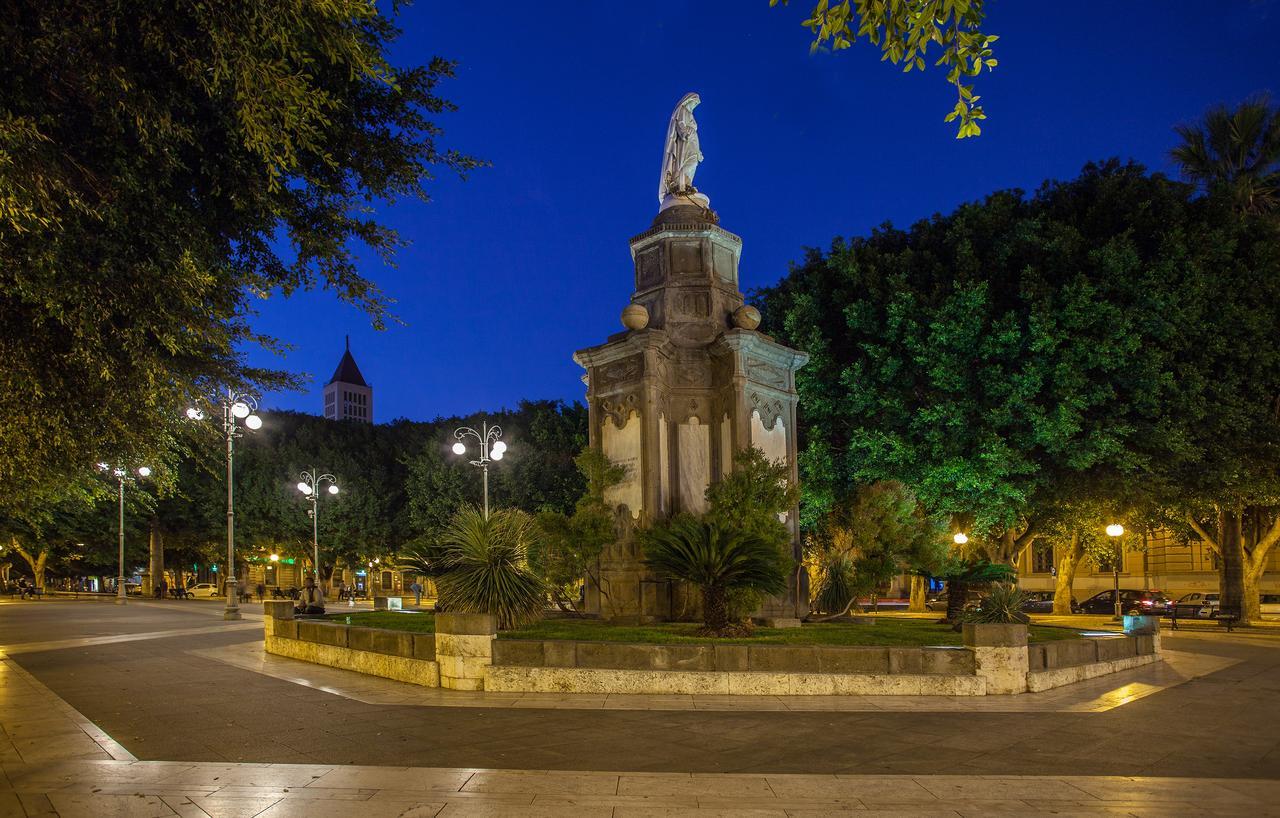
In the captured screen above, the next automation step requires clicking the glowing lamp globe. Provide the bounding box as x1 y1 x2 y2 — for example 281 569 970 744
244 414 263 430
137 466 152 478
953 532 969 545
492 440 507 454
297 481 312 495
231 401 251 419
490 449 504 461
1106 524 1125 537
269 553 279 562
185 407 204 421
328 484 339 495
452 442 466 455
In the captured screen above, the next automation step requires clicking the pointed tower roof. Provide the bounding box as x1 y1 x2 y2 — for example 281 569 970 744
327 336 369 387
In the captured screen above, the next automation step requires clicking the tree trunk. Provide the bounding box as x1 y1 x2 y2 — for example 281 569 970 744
10 537 47 590
147 519 164 596
1053 532 1084 615
1218 508 1246 614
944 578 968 624
702 584 729 633
1242 560 1264 625
908 575 927 613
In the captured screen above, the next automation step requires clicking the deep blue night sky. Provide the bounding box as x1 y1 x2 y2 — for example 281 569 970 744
244 1 1279 422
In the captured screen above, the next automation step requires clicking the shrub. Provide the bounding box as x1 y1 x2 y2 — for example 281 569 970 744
641 515 788 636
432 506 546 629
962 583 1030 625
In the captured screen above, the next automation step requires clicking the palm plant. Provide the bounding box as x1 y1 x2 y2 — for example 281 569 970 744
641 515 788 635
1172 96 1280 216
962 582 1030 625
431 506 546 629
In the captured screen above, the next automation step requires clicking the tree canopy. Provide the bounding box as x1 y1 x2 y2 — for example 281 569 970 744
0 0 481 510
756 160 1280 576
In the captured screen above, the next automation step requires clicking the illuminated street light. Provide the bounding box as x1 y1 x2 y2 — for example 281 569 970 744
1107 523 1125 621
185 389 263 620
953 532 969 545
451 421 507 519
98 463 151 605
298 468 339 585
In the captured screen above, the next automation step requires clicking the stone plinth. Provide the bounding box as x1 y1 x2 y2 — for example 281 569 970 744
435 612 498 691
1124 614 1162 652
963 623 1029 695
574 203 809 621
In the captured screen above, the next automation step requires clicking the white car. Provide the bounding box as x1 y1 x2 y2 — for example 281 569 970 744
1173 592 1219 619
186 583 220 598
1261 594 1280 618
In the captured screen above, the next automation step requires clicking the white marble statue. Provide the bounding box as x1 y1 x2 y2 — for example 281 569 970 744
658 92 709 210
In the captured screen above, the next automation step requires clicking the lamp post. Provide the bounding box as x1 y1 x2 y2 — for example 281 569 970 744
1106 523 1125 621
98 463 151 604
451 422 507 519
187 389 262 620
297 469 339 588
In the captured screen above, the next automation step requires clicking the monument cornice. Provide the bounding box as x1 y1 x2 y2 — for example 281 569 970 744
628 222 742 251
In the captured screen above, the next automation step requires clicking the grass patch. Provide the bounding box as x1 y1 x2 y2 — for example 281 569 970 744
499 617 1085 646
324 611 435 633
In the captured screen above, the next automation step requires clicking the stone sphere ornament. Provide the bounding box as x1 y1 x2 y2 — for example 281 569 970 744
732 305 761 330
621 303 650 330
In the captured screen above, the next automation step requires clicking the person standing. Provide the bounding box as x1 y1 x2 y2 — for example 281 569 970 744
410 580 423 607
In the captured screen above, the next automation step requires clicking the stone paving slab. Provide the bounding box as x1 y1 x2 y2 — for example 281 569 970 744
1 761 1277 816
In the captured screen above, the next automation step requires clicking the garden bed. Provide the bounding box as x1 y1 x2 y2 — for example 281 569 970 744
325 611 435 633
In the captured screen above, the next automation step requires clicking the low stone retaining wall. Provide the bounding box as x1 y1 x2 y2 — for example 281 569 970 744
262 605 1163 697
491 640 975 675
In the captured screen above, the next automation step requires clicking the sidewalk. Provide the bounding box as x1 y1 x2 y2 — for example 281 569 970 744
6 761 1279 817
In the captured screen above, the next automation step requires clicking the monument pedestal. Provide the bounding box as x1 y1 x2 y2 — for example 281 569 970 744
575 202 808 622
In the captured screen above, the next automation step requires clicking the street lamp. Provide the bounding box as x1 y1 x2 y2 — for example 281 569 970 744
186 389 261 620
451 422 506 519
98 463 151 605
297 468 339 586
953 532 969 545
1106 523 1125 621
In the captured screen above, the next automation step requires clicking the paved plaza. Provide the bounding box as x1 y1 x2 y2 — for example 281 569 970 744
0 599 1278 816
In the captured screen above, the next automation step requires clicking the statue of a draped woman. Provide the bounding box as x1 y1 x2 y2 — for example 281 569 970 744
658 93 705 205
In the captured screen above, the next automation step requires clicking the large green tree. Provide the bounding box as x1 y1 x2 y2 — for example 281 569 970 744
0 1 480 509
757 161 1280 608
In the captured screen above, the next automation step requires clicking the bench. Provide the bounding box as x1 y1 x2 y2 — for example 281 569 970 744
1213 604 1242 632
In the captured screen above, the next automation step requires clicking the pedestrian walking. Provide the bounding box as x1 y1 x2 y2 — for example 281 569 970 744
256 582 265 602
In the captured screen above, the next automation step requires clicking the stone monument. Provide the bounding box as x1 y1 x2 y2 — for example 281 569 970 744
573 94 810 622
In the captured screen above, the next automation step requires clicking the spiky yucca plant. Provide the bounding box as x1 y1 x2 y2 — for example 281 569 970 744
433 506 546 629
642 515 788 635
962 583 1030 625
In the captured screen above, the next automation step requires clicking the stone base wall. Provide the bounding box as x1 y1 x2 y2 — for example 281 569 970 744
266 634 440 687
492 639 974 675
261 604 1162 697
484 666 986 696
1026 652 1161 692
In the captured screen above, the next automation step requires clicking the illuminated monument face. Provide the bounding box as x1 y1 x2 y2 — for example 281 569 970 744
572 94 809 622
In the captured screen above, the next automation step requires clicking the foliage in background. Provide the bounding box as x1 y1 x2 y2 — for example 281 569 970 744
531 448 625 612
808 481 948 614
755 161 1280 588
432 506 546 630
0 0 481 510
960 583 1029 625
642 516 788 636
772 0 996 138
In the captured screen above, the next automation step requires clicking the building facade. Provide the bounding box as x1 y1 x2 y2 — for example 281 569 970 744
323 338 373 422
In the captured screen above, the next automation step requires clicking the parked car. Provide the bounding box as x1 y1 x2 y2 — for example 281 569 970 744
1172 592 1220 620
1019 590 1076 614
924 589 981 612
186 582 219 598
1259 594 1280 618
1076 589 1171 616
